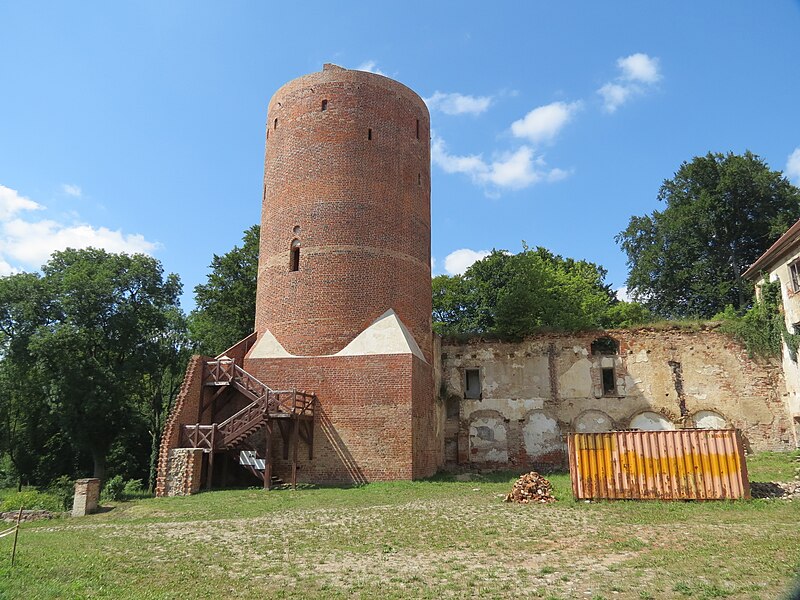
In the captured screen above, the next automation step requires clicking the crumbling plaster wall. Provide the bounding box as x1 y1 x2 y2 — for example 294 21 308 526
440 326 794 470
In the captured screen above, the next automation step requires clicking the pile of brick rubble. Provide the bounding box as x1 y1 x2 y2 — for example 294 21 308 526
750 456 800 500
504 471 556 504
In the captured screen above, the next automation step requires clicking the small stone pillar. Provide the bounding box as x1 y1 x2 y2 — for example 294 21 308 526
72 478 101 517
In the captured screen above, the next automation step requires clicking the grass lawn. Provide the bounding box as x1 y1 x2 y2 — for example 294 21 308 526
1 452 799 600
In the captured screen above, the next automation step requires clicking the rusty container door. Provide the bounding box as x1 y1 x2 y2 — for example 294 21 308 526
568 429 751 500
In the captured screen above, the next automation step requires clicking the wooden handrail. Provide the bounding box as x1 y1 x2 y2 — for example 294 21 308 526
184 362 317 450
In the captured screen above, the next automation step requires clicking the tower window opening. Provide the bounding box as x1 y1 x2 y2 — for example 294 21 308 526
274 118 278 130
602 367 616 396
368 128 372 140
416 119 420 139
321 99 328 111
289 239 301 272
418 173 421 186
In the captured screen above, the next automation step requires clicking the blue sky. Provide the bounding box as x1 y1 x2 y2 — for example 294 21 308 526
2 1 799 309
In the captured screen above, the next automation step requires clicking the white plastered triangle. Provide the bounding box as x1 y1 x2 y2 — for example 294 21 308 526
336 309 426 361
248 328 293 358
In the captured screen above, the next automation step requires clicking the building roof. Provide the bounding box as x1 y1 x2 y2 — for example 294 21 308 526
743 217 800 280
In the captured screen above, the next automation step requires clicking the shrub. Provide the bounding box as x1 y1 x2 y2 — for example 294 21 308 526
47 475 75 510
0 489 65 513
102 475 125 501
123 478 145 498
717 279 794 359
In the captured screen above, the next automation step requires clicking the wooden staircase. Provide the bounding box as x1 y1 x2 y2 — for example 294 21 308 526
180 358 315 489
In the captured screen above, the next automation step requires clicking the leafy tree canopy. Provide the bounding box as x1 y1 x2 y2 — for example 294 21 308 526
0 248 186 483
189 225 259 356
617 151 800 318
433 245 649 338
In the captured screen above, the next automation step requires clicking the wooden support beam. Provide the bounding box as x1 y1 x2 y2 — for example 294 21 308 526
278 420 290 460
264 420 272 490
291 416 299 490
306 420 314 460
206 424 217 490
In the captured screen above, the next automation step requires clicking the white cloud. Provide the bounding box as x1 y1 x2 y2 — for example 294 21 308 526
425 91 493 116
432 135 569 193
0 259 18 277
597 83 634 113
0 184 159 272
597 53 661 113
615 286 631 302
357 60 387 76
431 136 486 176
482 146 543 189
0 185 42 220
444 249 491 275
2 219 157 267
511 101 581 144
786 147 800 184
618 53 661 84
61 183 82 197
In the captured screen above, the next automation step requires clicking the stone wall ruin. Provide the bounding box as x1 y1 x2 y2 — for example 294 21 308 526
440 325 796 471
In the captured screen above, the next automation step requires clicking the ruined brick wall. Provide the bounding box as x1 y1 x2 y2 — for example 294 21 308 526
245 353 432 483
155 355 207 497
255 64 432 363
441 326 794 471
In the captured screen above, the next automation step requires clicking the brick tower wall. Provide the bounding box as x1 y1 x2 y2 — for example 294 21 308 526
255 64 433 362
244 354 438 482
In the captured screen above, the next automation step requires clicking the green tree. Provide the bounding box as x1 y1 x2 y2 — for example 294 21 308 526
133 306 190 491
600 300 652 329
189 225 259 355
617 151 800 318
493 247 615 337
9 249 186 482
432 274 472 334
0 272 70 488
432 246 639 338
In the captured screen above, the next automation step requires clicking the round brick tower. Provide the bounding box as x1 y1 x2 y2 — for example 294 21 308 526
255 64 432 361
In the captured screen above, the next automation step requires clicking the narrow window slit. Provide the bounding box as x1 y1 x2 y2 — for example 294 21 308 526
321 99 328 111
415 119 420 139
368 128 372 140
274 118 278 130
289 239 301 272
